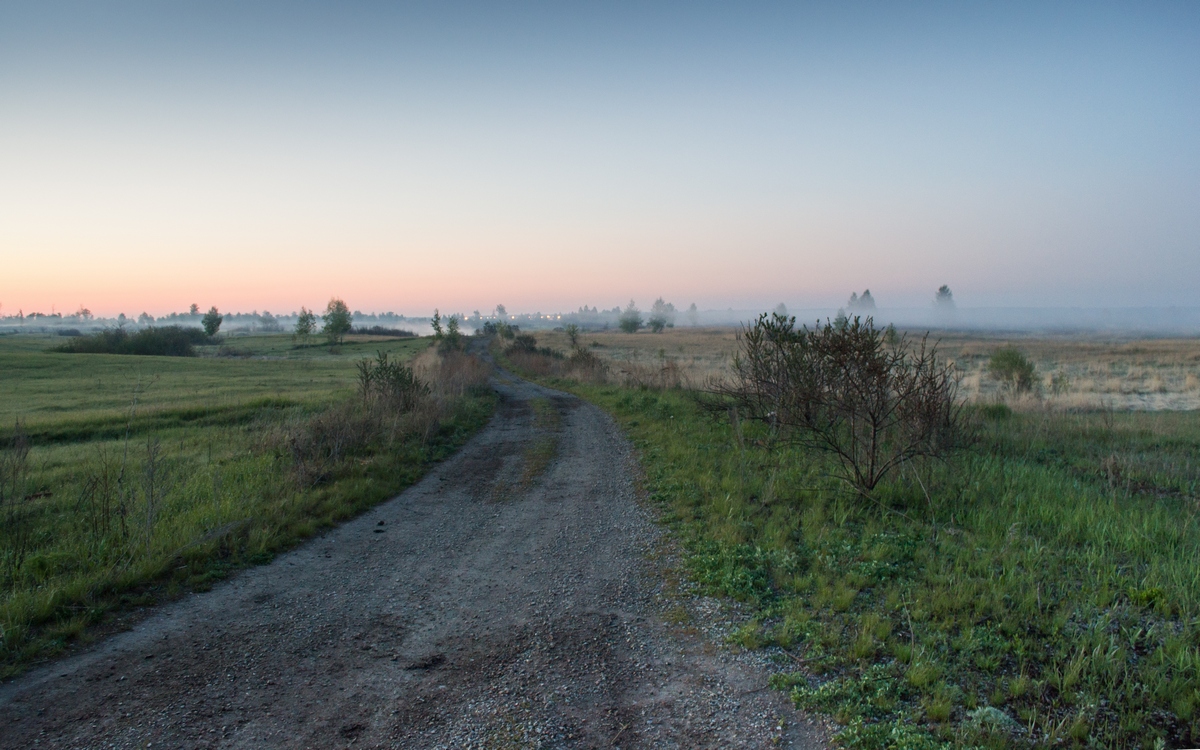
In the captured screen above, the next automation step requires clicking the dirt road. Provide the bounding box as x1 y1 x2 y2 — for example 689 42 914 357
0 373 827 749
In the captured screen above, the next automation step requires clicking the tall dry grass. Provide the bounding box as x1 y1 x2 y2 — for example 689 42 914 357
531 328 1200 411
267 348 492 485
504 345 611 384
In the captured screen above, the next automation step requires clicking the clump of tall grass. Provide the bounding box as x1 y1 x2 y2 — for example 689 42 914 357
357 351 427 411
987 348 1038 394
612 356 684 390
54 326 210 357
267 348 491 487
501 334 612 384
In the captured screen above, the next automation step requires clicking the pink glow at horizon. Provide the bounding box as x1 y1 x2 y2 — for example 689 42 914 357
3 3 1198 317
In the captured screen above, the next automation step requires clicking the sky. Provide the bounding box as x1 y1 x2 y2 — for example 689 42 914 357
2 1 1198 317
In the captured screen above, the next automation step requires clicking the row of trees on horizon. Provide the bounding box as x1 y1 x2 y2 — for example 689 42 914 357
1 286 959 334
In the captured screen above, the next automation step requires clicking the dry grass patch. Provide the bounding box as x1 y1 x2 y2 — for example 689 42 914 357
533 328 1200 411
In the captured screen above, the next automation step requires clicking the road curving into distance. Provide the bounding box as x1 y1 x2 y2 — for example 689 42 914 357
0 370 827 749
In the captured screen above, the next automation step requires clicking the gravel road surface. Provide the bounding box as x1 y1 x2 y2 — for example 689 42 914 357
0 372 827 749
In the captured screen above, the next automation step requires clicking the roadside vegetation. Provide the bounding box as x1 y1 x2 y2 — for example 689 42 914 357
501 322 1200 749
0 331 493 678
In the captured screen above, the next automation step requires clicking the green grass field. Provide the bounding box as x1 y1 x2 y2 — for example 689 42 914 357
0 333 493 678
2 333 425 433
511 336 1200 749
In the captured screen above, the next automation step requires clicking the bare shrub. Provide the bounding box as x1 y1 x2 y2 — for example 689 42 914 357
712 313 969 495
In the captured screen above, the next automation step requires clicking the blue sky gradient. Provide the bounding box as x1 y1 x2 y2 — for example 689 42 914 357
2 2 1197 315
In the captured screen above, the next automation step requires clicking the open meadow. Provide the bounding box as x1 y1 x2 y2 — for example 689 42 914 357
508 325 1200 748
0 332 493 677
532 326 1200 411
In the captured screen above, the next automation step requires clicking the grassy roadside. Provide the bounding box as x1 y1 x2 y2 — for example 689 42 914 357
1 335 495 679
506 339 1200 750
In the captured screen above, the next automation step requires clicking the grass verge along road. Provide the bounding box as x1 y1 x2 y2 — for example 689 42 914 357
0 333 492 678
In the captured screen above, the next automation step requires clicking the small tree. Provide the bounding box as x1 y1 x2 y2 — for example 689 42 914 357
322 298 352 345
202 306 222 337
883 323 900 346
619 300 643 333
440 314 462 352
987 348 1036 394
686 302 699 327
564 323 580 349
294 307 316 342
774 302 788 318
189 303 200 316
935 285 955 310
431 309 443 340
648 298 676 333
714 313 967 496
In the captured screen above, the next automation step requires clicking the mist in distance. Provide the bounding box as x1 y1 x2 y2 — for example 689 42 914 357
7 287 1200 338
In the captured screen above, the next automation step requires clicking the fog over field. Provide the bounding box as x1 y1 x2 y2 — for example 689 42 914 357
6 302 1199 338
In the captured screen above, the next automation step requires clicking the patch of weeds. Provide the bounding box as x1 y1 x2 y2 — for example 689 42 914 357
728 620 767 650
663 604 692 626
687 541 778 605
837 717 952 750
780 664 907 723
